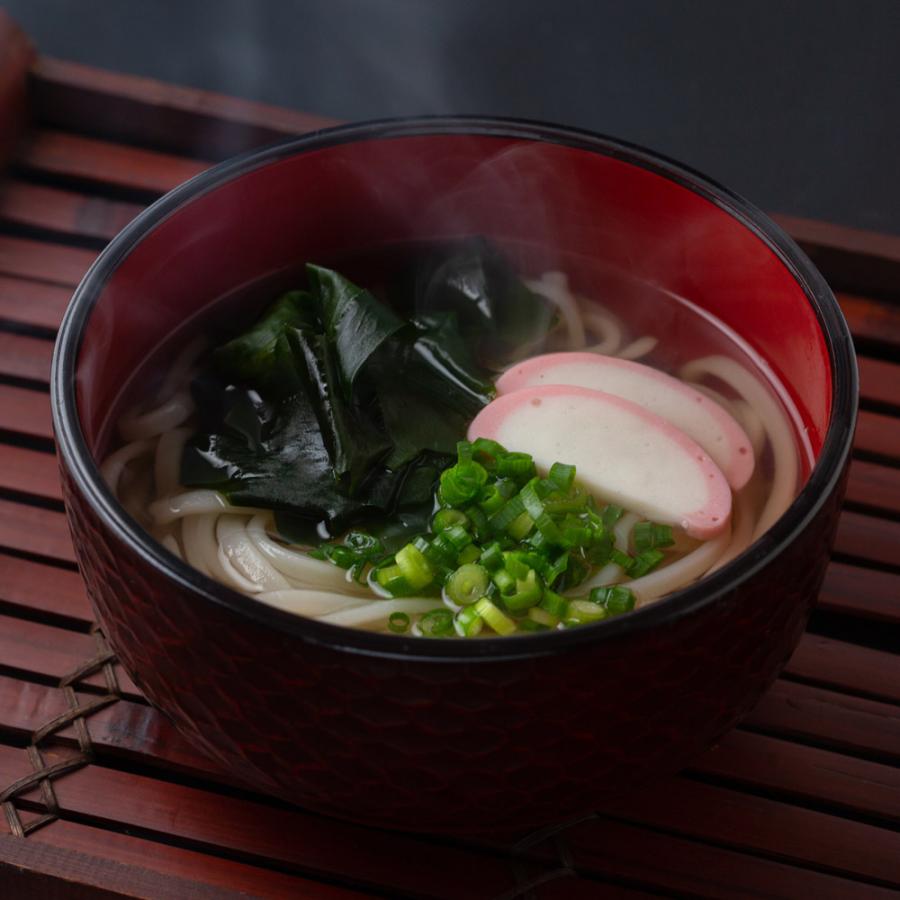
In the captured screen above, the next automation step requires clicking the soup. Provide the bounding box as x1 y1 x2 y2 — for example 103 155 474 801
100 239 807 637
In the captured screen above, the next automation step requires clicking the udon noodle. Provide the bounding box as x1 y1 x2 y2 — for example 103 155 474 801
103 271 800 627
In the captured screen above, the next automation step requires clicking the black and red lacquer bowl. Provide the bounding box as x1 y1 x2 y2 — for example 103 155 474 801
51 118 857 832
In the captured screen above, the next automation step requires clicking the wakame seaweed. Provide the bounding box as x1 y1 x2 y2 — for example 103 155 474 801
397 237 555 369
180 242 552 540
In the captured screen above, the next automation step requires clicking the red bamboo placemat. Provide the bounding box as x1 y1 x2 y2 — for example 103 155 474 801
0 13 898 899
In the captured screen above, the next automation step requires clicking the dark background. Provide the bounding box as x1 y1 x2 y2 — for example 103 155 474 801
5 0 900 234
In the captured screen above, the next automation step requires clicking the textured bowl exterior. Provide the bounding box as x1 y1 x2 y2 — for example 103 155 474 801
52 119 857 832
60 458 846 831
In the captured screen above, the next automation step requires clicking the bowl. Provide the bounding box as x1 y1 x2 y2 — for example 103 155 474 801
51 117 857 832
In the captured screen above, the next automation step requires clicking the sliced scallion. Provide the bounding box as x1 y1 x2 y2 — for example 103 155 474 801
474 597 517 635
455 604 484 637
446 563 490 606
395 543 434 590
388 612 411 633
418 608 454 637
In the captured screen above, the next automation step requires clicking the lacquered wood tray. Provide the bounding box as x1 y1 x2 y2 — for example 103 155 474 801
1 13 898 899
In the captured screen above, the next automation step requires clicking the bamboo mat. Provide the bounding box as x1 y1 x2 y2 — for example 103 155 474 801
0 22 898 899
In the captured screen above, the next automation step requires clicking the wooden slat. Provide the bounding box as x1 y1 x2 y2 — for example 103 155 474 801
602 777 900 887
31 57 336 162
0 330 53 382
0 178 144 242
833 510 900 569
0 444 61 501
18 130 209 195
858 356 900 409
0 676 224 783
0 744 565 900
818 562 900 624
0 648 900 887
845 459 900 517
0 275 71 330
0 499 73 563
558 815 898 900
0 235 94 288
746 679 900 763
0 613 139 697
0 12 33 168
786 634 900 704
839 292 900 347
694 729 900 823
3 668 898 888
0 384 52 438
774 215 900 271
855 409 900 460
0 678 884 899
2 826 368 900
2 667 895 830
773 212 900 300
0 554 90 620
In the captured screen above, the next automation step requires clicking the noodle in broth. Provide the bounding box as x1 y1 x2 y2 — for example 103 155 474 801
103 269 801 630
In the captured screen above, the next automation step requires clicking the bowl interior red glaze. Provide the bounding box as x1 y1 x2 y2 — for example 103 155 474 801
74 129 831 463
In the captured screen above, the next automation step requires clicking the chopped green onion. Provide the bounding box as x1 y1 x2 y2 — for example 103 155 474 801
395 543 434 590
474 597 517 635
388 612 410 633
585 532 614 565
432 508 469 533
601 504 624 528
519 481 545 520
479 542 504 571
457 544 481 565
494 478 519 501
564 599 608 626
543 552 569 586
492 568 516 595
539 590 569 619
455 605 484 637
590 585 636 615
507 512 534 540
607 588 636 615
488 494 525 533
439 454 489 507
443 524 473 552
503 570 542 611
544 492 588 515
558 554 591 590
528 606 559 628
497 452 536 482
417 534 455 569
471 437 505 466
313 440 662 639
418 608 454 637
478 484 506 515
465 506 490 541
375 564 414 596
548 462 576 492
633 521 675 552
446 564 490 606
629 549 665 577
534 511 563 545
326 546 357 569
502 551 531 580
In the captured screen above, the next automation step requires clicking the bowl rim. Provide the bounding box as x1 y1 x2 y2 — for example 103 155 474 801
51 115 858 662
